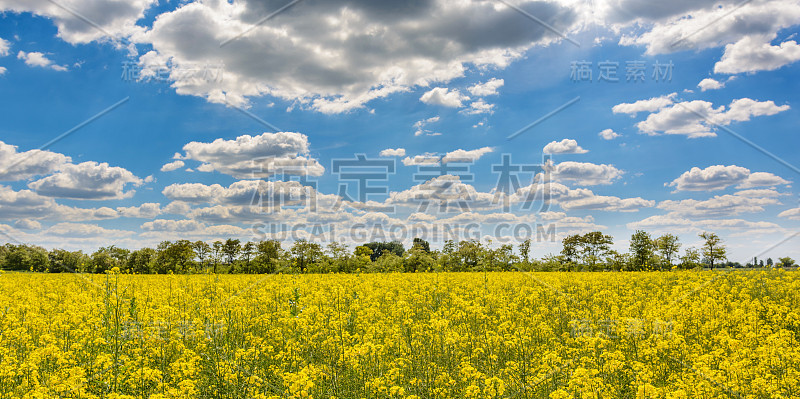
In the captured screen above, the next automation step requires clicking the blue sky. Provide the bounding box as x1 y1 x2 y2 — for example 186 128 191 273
0 0 799 261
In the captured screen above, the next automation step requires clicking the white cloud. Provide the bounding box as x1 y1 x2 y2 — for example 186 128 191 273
514 181 653 212
401 153 441 166
615 0 800 56
657 194 781 217
27 161 143 200
17 51 67 71
548 161 623 185
0 37 9 56
635 98 790 138
543 139 588 154
180 132 324 178
697 78 724 91
45 222 133 238
598 129 621 140
0 140 70 181
380 148 406 157
715 37 800 74
13 219 41 230
0 66 6 75
467 78 504 96
441 147 494 164
778 207 800 220
612 93 676 115
413 116 441 136
627 214 782 233
420 87 469 108
668 165 789 191
160 160 184 172
116 203 162 219
129 0 574 112
0 0 156 44
461 99 495 115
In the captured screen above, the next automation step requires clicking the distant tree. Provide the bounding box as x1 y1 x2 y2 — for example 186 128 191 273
457 240 483 271
155 240 194 273
240 242 255 273
290 239 323 272
560 234 581 268
654 234 681 269
364 241 405 262
404 247 436 272
211 241 223 273
192 241 211 272
326 242 350 273
766 258 774 267
254 240 282 274
222 239 242 270
778 257 796 267
127 247 156 274
48 249 85 273
679 247 701 269
629 230 656 270
412 237 431 253
699 232 726 269
518 238 532 265
580 231 613 270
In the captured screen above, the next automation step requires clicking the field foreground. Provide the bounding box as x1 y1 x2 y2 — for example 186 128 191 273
0 271 798 399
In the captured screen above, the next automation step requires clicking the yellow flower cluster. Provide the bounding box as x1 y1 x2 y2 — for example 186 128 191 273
0 270 798 398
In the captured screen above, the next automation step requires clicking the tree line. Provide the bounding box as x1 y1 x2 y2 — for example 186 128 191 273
0 231 796 274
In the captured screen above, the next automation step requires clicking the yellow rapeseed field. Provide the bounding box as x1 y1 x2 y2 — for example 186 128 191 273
0 270 798 399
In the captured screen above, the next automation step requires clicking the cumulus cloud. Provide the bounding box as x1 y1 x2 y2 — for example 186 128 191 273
441 147 494 163
615 0 800 57
627 214 782 233
635 98 790 138
612 93 676 115
0 0 156 44
657 194 781 217
13 219 41 230
116 203 162 219
380 148 406 157
401 147 494 166
420 87 469 107
160 160 184 172
401 153 441 166
128 0 575 112
17 51 67 71
0 37 9 56
413 116 441 136
598 129 621 140
697 78 724 91
668 165 789 191
547 161 623 186
461 99 495 115
180 132 324 178
0 141 70 181
778 207 800 220
467 78 504 96
543 139 588 154
514 181 653 212
45 222 134 238
27 161 143 200
715 37 800 74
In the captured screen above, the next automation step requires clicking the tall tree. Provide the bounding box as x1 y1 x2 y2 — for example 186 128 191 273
580 231 613 269
699 232 726 269
654 234 681 269
291 239 323 272
629 230 655 270
222 239 242 270
192 241 211 272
